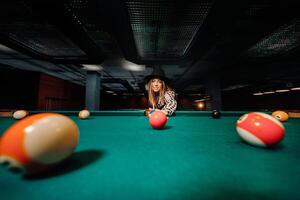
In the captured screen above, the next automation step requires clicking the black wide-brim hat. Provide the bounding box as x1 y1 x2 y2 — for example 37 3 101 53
144 66 170 84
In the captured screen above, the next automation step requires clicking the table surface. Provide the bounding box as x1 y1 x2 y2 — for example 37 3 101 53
0 111 300 200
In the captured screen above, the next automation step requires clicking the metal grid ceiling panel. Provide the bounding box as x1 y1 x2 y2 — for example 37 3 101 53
247 18 300 57
66 0 121 54
0 23 86 57
126 0 214 59
66 0 97 28
244 3 271 17
102 83 128 91
0 1 86 57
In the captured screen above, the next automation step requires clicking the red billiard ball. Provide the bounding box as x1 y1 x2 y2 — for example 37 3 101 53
0 113 79 174
149 111 167 129
236 112 285 147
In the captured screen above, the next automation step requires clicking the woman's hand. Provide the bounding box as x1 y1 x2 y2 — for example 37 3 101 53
148 109 168 118
159 110 168 116
153 109 169 117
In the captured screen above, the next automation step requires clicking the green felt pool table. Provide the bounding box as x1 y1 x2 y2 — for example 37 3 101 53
0 111 300 200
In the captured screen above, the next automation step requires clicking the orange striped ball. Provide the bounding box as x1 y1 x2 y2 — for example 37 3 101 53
0 113 79 174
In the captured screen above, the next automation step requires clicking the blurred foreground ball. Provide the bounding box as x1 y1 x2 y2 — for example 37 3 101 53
236 112 285 148
0 113 79 174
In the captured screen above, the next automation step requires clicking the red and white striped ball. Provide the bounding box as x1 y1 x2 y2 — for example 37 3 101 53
236 112 285 147
0 113 79 174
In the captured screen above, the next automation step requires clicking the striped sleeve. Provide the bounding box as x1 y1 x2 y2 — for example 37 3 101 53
162 90 177 116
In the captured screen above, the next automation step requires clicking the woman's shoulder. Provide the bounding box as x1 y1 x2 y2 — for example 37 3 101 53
165 88 176 97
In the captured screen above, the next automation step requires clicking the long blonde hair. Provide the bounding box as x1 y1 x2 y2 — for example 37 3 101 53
147 79 167 108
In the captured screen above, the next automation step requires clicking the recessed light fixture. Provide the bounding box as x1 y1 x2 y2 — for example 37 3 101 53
105 91 114 94
82 64 103 71
263 91 275 94
291 87 300 91
0 44 18 54
194 99 206 102
123 61 145 72
197 102 205 109
275 89 290 93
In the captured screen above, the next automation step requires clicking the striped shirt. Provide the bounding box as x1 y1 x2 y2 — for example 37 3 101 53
157 89 177 116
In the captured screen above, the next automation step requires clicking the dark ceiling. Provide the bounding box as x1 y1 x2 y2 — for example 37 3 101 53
0 0 299 96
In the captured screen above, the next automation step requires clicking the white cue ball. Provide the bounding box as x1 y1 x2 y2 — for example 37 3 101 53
13 110 29 120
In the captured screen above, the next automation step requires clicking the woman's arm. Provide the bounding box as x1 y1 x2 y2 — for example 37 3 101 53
161 90 177 116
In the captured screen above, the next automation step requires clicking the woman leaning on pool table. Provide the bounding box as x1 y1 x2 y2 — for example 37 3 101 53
144 66 177 117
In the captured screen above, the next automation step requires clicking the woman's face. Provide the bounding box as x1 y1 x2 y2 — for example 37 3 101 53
150 79 163 92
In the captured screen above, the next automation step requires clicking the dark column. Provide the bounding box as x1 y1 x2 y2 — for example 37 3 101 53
205 75 222 111
85 71 101 110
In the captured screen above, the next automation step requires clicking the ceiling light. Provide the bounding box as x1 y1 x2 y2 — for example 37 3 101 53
123 61 145 72
105 91 114 93
82 64 103 71
291 87 300 91
275 89 290 93
263 91 275 94
197 102 205 109
253 92 263 96
0 44 18 54
194 99 206 102
223 84 248 91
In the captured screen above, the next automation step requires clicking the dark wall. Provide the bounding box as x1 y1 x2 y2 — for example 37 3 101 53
3 66 297 111
100 94 148 110
98 94 203 111
37 74 85 110
222 91 300 111
0 67 85 110
177 97 195 110
0 67 39 110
